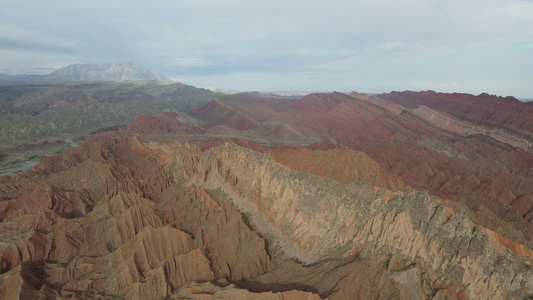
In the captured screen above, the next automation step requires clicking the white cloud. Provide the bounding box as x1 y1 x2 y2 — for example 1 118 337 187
0 48 82 75
1 0 532 96
407 80 459 91
0 25 81 52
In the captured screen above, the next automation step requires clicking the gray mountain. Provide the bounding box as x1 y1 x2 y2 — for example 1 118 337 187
45 62 169 81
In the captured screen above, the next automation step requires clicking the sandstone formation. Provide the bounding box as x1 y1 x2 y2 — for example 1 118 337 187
0 137 532 299
185 91 533 250
0 138 272 298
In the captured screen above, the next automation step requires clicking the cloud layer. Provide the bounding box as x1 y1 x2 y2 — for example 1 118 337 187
1 0 533 96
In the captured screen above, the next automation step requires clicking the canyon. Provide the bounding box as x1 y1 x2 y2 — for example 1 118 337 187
0 81 532 299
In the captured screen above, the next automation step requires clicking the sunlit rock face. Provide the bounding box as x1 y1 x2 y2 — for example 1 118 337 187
0 137 532 299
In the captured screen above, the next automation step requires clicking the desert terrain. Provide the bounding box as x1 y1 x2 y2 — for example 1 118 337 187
0 64 532 299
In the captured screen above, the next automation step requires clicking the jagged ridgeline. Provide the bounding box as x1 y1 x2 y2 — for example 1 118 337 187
0 137 532 299
1 69 533 300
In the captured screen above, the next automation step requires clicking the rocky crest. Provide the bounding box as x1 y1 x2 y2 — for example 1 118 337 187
185 91 533 249
0 137 532 299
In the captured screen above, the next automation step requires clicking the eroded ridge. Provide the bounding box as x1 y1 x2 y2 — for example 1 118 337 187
0 137 531 299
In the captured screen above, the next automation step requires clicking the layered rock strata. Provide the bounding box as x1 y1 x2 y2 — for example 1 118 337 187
187 91 533 249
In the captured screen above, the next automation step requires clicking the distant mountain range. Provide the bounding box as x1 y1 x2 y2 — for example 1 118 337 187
0 62 169 83
46 62 168 81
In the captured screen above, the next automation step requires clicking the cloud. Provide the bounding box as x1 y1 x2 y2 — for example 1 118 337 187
407 80 459 90
0 48 82 75
0 25 80 54
1 0 532 96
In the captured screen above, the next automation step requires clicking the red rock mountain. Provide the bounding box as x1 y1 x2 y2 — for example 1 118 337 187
1 137 532 299
377 90 533 134
1 90 533 299
120 112 203 135
186 92 533 246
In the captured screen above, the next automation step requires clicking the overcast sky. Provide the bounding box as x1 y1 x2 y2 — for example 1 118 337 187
1 1 533 97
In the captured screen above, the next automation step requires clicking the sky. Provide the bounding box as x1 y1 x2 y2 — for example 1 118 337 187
1 1 533 97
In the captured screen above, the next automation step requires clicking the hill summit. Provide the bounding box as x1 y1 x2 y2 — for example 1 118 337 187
45 62 169 81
